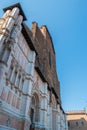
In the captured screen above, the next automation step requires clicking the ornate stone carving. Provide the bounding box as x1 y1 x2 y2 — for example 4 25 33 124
0 7 19 48
11 15 23 43
0 10 11 31
3 7 19 32
32 77 40 92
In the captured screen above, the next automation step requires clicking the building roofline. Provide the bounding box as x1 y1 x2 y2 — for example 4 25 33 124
22 22 38 54
66 110 86 115
41 25 55 55
35 66 47 83
3 3 27 21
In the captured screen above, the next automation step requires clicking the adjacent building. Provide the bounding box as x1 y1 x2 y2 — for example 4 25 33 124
0 3 68 130
66 109 87 130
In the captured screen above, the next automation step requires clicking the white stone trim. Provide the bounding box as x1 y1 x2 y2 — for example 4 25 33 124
0 125 16 130
0 99 30 121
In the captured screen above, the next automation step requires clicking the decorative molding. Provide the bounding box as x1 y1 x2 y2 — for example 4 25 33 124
0 99 30 121
0 125 16 130
3 3 27 21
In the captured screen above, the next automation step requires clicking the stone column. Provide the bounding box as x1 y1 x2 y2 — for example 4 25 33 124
60 110 64 130
10 15 23 43
47 104 50 130
56 104 61 130
7 14 23 66
40 83 48 129
0 8 23 97
21 51 36 130
0 40 15 98
0 41 14 96
49 104 52 130
0 62 6 96
65 114 68 130
0 7 19 47
1 13 23 66
62 113 65 130
1 39 14 65
43 83 48 129
0 10 11 47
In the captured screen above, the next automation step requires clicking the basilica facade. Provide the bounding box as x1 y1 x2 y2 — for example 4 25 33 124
0 3 68 130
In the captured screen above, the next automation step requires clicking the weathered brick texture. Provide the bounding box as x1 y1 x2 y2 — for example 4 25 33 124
23 22 60 102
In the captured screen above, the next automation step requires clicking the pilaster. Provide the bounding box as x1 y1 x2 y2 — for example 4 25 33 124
49 104 52 130
0 7 19 47
20 51 36 129
40 83 48 129
0 7 23 99
56 104 60 130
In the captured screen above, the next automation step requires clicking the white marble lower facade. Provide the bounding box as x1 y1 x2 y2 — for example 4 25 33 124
0 61 68 130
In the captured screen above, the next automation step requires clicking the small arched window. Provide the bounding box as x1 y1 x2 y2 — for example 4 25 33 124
30 94 39 123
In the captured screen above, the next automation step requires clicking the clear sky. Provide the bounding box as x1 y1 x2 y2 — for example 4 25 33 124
0 0 87 111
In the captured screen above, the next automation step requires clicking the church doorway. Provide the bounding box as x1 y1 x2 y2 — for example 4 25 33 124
30 93 40 130
30 108 34 124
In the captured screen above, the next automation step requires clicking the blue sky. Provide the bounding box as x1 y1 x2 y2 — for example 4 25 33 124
0 0 87 111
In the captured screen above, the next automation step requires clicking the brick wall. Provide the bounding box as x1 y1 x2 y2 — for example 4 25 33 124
30 22 60 101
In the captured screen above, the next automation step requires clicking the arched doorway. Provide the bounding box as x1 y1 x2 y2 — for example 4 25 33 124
30 93 39 130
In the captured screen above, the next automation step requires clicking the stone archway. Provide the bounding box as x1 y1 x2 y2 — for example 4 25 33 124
30 93 40 130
